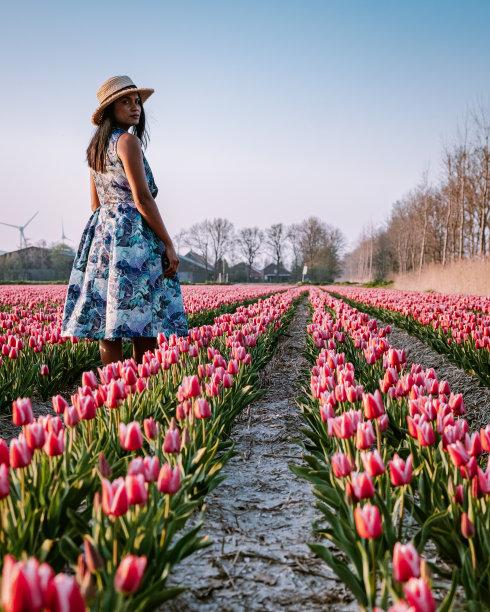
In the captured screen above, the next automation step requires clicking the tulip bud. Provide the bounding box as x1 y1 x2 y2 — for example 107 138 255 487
461 512 475 539
84 538 104 572
98 452 113 478
114 555 147 594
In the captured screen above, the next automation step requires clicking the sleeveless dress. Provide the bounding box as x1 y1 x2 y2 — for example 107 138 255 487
61 127 188 340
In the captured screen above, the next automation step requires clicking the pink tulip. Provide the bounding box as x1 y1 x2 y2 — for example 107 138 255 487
163 427 181 453
82 370 98 389
63 405 80 428
350 471 375 500
52 395 69 415
40 364 49 376
126 474 148 506
9 436 32 469
12 397 34 426
403 577 436 612
25 423 46 450
143 417 158 439
1 555 46 612
119 421 143 451
0 464 10 499
114 554 147 594
0 438 9 466
416 422 435 447
101 477 129 517
157 463 181 494
464 432 482 456
354 503 382 539
46 574 85 612
331 452 353 478
43 431 65 457
361 450 386 477
193 397 211 419
356 421 376 450
477 466 490 495
362 390 385 419
143 456 160 483
447 441 470 467
393 542 420 582
389 454 413 487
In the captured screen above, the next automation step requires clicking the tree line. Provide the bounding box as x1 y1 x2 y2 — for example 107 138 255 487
175 217 345 283
345 101 489 281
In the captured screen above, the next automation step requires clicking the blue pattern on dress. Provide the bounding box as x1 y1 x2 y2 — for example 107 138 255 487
61 127 188 340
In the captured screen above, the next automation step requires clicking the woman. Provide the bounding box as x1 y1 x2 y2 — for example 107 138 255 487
61 75 188 365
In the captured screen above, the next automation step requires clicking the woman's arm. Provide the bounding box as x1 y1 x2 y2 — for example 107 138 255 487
116 133 179 278
90 172 101 212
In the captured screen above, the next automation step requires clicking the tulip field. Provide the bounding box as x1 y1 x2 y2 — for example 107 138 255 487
0 283 489 611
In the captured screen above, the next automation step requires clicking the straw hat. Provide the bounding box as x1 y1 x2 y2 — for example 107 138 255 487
91 75 154 126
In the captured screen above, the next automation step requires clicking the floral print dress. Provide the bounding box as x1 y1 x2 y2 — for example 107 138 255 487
61 127 188 340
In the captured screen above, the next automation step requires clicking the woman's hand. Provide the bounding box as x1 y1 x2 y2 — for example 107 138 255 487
163 244 179 278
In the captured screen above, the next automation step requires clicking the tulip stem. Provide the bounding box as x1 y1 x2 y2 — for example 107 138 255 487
202 421 206 446
374 418 381 457
370 538 377 608
113 519 118 567
398 485 405 540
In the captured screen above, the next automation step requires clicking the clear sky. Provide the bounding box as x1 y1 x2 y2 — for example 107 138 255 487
0 0 489 254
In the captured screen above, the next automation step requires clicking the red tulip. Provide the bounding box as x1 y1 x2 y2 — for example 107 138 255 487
193 397 211 419
46 574 85 612
377 413 389 432
63 405 80 428
362 390 385 419
25 423 46 450
393 541 420 582
143 417 158 439
356 421 376 450
403 577 436 612
361 449 386 477
157 463 181 494
163 427 181 453
350 471 375 500
477 466 490 495
43 431 65 457
331 452 353 478
114 554 147 594
82 370 98 389
183 375 201 398
9 436 32 469
461 512 475 539
416 422 435 447
143 456 160 482
52 395 69 415
447 441 470 467
12 397 34 426
354 503 382 539
76 394 97 420
480 425 490 452
464 432 482 457
119 421 143 451
125 474 148 506
448 393 465 416
0 438 9 466
1 555 45 612
389 454 413 486
101 477 129 516
40 364 49 376
0 464 10 499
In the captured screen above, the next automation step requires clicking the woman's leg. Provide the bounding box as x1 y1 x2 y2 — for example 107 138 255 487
132 337 157 364
99 338 123 366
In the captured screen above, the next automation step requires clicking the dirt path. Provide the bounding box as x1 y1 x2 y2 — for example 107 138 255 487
165 300 356 611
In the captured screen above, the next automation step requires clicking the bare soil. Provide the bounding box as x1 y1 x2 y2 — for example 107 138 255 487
165 301 357 611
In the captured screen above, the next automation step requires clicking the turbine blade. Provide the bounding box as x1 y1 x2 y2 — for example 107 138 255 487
23 211 39 229
0 222 20 229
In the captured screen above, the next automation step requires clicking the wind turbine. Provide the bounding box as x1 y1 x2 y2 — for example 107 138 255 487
61 218 72 243
0 212 39 250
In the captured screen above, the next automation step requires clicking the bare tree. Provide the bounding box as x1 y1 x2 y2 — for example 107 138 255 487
265 223 285 273
237 227 263 281
185 222 211 272
286 224 302 281
207 218 234 279
173 229 188 255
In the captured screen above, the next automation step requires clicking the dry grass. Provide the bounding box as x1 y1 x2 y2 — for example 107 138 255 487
393 258 490 295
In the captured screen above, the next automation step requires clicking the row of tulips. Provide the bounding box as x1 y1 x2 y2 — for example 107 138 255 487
328 286 490 388
0 287 305 611
0 284 287 410
292 287 490 611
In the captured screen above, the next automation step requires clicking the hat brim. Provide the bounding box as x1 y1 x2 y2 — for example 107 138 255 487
91 88 154 126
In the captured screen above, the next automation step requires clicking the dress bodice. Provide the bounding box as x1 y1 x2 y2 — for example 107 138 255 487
91 127 158 208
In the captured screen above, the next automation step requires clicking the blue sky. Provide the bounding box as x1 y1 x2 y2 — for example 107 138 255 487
0 0 489 257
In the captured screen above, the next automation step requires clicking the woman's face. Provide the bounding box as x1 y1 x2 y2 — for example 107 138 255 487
112 92 142 129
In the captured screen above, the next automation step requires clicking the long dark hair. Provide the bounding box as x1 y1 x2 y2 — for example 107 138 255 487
86 102 149 173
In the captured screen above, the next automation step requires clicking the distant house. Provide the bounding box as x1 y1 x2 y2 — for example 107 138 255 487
228 262 264 283
263 262 291 283
178 251 213 283
0 246 75 281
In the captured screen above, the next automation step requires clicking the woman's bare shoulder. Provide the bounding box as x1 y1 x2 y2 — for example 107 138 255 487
117 132 142 157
